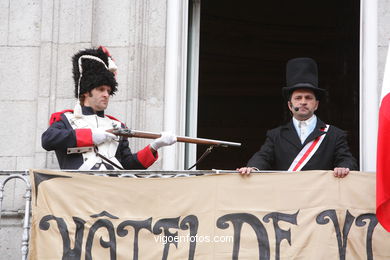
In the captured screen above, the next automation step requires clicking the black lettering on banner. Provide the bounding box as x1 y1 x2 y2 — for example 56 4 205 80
216 213 270 260
263 211 299 260
85 219 117 260
152 217 180 260
116 217 152 260
38 211 379 259
179 215 199 260
39 215 85 260
355 214 378 260
316 210 355 260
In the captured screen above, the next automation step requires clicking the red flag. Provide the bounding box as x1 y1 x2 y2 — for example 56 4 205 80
377 49 390 232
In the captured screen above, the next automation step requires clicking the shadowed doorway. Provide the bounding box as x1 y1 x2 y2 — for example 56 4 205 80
195 0 360 170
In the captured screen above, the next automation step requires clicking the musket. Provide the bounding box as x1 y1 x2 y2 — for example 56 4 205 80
107 128 241 147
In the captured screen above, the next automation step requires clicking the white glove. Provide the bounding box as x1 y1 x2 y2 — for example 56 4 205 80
150 131 177 150
92 128 116 145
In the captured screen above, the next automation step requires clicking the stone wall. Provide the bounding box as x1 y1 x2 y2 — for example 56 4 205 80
0 0 168 171
0 0 169 257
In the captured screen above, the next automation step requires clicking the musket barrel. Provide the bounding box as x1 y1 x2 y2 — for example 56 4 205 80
111 129 241 147
176 136 241 147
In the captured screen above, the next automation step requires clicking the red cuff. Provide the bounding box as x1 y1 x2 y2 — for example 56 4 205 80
137 145 158 168
75 129 93 147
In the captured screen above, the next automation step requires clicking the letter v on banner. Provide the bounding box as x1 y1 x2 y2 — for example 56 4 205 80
377 42 390 232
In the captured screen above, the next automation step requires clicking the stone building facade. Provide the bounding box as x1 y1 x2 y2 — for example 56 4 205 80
0 0 184 171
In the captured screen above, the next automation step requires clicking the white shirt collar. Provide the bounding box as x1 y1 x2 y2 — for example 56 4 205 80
293 115 317 144
293 114 316 129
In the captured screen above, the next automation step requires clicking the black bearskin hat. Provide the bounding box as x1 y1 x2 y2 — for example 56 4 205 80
72 46 118 98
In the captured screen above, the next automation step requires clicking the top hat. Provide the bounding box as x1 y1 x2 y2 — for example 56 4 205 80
282 57 326 100
72 46 118 99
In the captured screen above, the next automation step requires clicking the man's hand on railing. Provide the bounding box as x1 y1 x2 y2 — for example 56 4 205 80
236 167 258 176
333 167 350 178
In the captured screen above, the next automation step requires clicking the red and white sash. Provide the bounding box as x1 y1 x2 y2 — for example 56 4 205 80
288 124 330 171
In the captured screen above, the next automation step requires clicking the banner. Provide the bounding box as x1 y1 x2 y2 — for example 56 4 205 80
29 170 390 259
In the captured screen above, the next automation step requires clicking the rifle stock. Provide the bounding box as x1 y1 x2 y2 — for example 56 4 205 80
107 128 241 147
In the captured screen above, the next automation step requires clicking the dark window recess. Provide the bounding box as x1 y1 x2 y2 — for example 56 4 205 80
196 0 360 170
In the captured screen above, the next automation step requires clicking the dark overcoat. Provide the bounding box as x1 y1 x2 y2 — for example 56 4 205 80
247 118 358 170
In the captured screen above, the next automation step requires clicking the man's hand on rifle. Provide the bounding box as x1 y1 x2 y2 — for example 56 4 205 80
150 132 177 152
92 128 117 145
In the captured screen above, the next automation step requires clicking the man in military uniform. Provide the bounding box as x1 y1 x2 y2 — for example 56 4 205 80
42 46 176 170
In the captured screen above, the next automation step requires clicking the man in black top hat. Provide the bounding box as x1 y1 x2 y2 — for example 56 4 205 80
42 46 176 170
237 57 358 177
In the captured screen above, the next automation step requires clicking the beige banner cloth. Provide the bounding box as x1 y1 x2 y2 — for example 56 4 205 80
29 170 390 259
